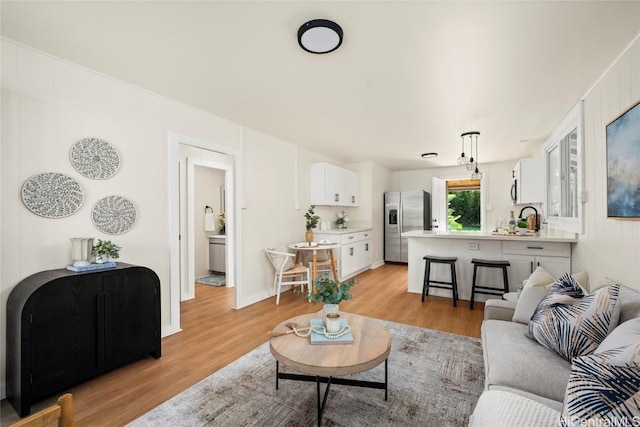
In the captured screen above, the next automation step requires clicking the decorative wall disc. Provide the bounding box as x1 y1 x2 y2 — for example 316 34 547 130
21 173 84 218
69 138 120 179
92 196 137 234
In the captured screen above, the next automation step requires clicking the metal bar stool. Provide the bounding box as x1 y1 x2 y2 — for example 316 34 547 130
422 255 459 307
470 258 510 309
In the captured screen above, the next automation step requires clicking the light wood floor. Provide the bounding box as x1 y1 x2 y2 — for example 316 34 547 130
1 263 484 426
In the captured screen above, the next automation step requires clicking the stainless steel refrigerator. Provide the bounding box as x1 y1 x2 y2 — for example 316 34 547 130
384 190 431 263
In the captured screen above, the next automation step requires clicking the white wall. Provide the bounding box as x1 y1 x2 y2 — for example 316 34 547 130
0 40 241 396
0 40 350 397
574 35 640 290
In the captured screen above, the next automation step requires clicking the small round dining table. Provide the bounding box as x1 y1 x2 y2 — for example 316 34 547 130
288 242 339 283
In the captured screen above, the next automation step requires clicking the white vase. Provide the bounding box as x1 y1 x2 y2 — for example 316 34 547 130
71 237 94 267
95 255 110 264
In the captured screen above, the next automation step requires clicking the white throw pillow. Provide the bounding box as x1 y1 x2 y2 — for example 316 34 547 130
524 266 556 288
512 267 555 324
512 269 590 324
512 286 552 324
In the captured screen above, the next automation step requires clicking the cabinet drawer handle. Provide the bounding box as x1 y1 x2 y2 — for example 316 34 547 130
527 246 544 250
348 236 354 240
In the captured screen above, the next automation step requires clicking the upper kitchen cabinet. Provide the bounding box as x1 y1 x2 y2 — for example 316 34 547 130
310 162 360 206
512 157 545 204
545 101 584 233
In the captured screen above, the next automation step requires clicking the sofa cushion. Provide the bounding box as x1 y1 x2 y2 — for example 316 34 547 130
560 342 640 427
597 318 640 353
482 319 571 402
525 275 620 361
469 390 560 427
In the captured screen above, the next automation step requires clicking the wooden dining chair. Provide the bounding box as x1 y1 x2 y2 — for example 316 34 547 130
10 393 75 427
265 249 311 305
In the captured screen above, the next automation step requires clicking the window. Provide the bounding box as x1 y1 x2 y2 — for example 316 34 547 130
447 179 481 231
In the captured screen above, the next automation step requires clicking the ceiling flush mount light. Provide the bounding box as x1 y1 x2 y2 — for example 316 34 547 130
459 131 482 179
421 152 438 159
298 19 343 54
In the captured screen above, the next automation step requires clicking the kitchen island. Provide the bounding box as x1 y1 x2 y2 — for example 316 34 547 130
403 230 578 304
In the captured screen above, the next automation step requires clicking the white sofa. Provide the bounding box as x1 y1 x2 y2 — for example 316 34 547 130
469 284 640 426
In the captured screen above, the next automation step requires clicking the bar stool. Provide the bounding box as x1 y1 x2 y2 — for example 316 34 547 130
470 258 510 309
422 255 459 307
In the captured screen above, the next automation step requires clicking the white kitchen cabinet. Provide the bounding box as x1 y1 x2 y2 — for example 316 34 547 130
209 237 226 273
502 240 571 287
310 162 359 207
314 230 371 280
512 157 545 204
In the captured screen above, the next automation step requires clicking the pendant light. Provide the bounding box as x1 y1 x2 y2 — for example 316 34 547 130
471 133 482 179
459 132 482 179
456 134 468 165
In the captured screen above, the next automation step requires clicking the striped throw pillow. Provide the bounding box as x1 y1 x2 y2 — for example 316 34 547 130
525 274 620 361
560 342 640 427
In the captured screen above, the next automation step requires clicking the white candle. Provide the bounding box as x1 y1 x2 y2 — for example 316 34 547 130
325 313 341 333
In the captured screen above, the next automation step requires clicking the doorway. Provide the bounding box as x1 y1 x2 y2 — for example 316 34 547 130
168 132 242 335
186 157 230 300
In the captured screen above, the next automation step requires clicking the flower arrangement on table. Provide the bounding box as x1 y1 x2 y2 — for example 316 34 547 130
335 210 349 229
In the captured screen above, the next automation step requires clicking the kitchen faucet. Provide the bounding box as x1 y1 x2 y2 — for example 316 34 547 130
518 206 539 232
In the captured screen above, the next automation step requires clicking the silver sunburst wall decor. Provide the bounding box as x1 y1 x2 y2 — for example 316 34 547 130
92 195 137 234
21 172 84 218
69 137 120 180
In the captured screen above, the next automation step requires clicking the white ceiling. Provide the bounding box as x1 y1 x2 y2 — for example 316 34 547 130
2 1 639 171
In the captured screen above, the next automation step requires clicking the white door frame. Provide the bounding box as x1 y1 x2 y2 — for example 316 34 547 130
168 131 243 333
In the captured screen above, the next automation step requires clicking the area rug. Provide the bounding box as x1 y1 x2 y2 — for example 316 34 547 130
195 274 226 287
128 320 484 427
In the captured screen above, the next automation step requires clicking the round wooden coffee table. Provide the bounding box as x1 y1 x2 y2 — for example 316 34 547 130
269 312 391 426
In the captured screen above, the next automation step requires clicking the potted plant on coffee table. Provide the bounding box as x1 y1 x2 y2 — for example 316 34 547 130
308 276 356 317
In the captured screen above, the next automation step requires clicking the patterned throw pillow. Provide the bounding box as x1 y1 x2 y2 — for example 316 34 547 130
560 342 640 427
525 274 620 361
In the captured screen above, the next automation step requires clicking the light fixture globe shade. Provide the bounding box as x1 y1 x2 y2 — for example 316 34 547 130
298 19 343 54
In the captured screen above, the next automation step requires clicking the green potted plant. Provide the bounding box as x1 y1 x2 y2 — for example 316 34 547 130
92 239 121 263
304 205 320 242
308 276 356 317
517 219 529 234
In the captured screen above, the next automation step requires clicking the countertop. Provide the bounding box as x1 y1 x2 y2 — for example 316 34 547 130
208 234 226 240
313 227 372 235
402 229 578 243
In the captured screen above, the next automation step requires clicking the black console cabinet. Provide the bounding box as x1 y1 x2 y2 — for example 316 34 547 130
6 263 161 416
